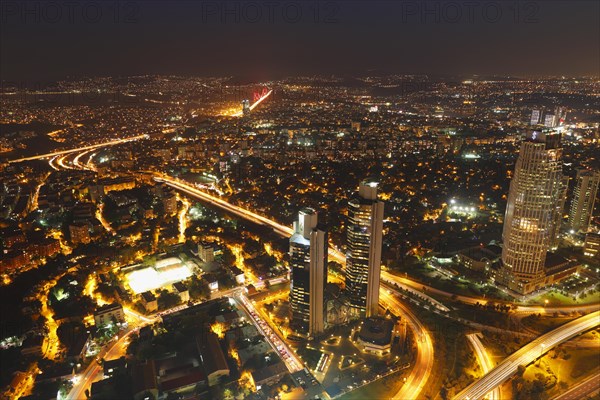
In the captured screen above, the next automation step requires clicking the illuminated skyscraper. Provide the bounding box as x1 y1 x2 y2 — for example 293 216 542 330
242 99 250 116
289 208 328 337
530 109 542 126
345 179 384 317
544 113 557 128
555 106 567 126
501 131 567 295
569 169 600 233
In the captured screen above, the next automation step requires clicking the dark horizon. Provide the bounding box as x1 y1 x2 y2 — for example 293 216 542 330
1 0 598 82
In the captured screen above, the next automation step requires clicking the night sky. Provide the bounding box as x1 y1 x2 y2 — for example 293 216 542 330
1 0 598 81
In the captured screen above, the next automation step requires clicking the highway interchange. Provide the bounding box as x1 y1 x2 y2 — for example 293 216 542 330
454 311 600 400
37 144 600 400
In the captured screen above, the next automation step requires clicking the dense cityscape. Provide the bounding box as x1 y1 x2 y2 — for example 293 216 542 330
1 1 599 400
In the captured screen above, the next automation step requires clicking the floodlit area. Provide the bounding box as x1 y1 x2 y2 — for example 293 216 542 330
126 257 193 294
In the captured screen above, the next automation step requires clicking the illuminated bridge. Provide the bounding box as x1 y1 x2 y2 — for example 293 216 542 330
231 88 273 117
454 310 600 400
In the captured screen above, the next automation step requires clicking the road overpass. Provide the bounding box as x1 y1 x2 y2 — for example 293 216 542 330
454 311 600 400
8 134 148 163
47 153 600 317
231 89 273 117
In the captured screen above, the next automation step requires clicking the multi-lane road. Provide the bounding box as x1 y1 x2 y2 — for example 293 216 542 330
66 307 154 400
380 290 435 400
50 150 600 400
159 174 435 397
156 174 349 264
466 333 500 400
67 328 136 400
381 271 600 315
552 372 600 400
231 89 273 117
454 311 600 400
8 134 148 163
234 292 304 373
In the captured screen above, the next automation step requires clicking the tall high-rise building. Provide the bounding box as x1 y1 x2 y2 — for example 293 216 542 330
345 179 385 318
530 107 566 128
501 131 567 295
289 208 328 337
569 169 600 232
544 113 557 128
242 99 250 116
555 106 567 126
530 109 542 126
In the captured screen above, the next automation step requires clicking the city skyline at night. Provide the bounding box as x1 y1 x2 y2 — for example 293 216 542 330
1 1 599 400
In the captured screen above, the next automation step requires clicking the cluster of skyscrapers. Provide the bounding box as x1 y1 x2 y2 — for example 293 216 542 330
288 129 598 333
501 130 599 295
289 180 384 338
530 107 567 128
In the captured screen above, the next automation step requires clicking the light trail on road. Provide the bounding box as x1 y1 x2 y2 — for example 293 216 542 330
67 328 136 400
48 156 61 171
380 290 434 400
73 149 95 170
454 311 600 400
157 175 348 264
552 371 600 400
381 270 600 315
8 134 148 163
467 333 500 400
156 175 293 235
56 154 75 170
381 271 450 312
231 89 273 117
160 174 433 396
234 293 303 373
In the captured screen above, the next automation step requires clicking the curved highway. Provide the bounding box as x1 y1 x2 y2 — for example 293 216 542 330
380 290 435 400
454 311 600 400
466 333 500 400
8 134 148 163
53 158 599 400
158 175 434 398
381 271 600 314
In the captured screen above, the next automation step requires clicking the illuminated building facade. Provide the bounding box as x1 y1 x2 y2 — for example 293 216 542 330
501 131 567 295
242 99 250 116
530 109 542 126
569 169 600 233
584 232 600 259
289 208 328 338
345 179 384 318
69 222 91 245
